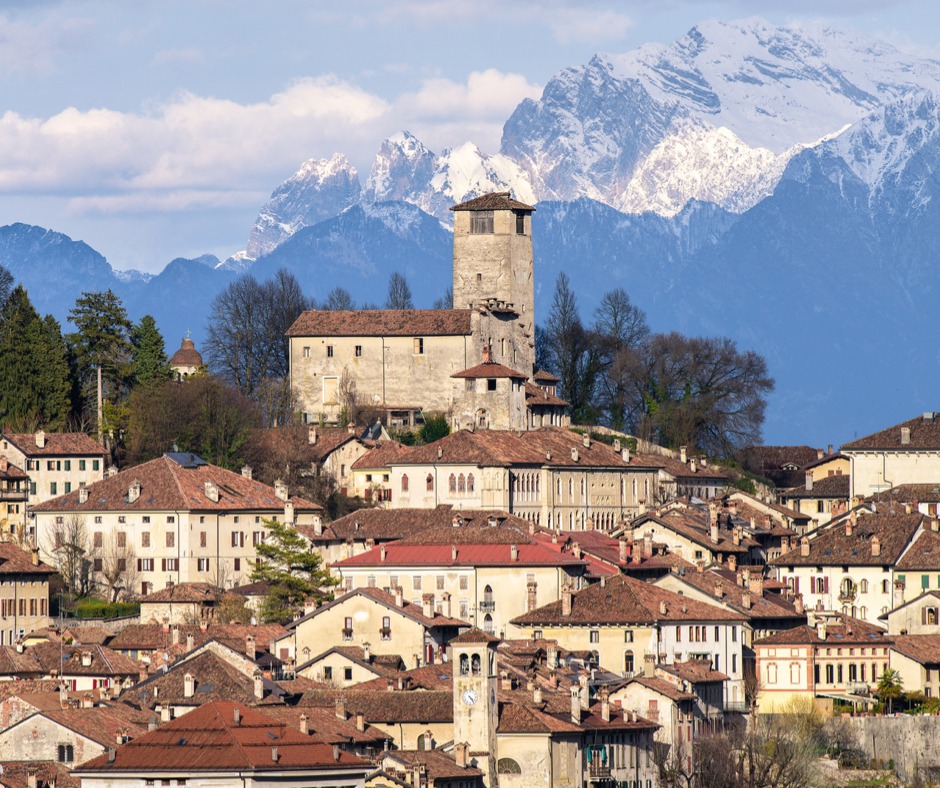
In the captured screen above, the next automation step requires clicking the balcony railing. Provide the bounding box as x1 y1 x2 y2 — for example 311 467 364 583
479 600 496 613
588 764 611 780
723 701 749 713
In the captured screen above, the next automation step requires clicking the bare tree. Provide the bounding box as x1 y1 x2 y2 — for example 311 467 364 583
46 514 96 601
322 287 355 310
338 368 359 427
385 271 414 310
432 287 453 310
99 534 138 602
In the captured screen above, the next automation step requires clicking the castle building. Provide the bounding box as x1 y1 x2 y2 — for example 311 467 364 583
287 193 553 428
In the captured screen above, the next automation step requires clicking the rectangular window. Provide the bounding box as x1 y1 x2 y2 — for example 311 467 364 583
139 558 154 572
414 337 424 355
302 346 310 358
324 667 332 680
64 460 71 471
459 576 468 591
326 345 334 358
93 460 100 471
354 345 363 358
64 482 71 494
323 376 339 405
166 532 175 548
470 210 494 234
234 558 241 571
436 575 445 590
167 516 175 524
142 516 150 524
117 531 126 548
141 532 150 548
49 482 57 496
93 531 103 548
589 630 600 643
79 460 86 471
923 575 930 590
344 667 353 681
413 576 421 590
198 558 210 572
164 558 179 571
200 531 207 548
487 378 497 391
516 212 525 235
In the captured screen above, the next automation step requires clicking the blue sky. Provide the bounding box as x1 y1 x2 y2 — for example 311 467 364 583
0 0 935 270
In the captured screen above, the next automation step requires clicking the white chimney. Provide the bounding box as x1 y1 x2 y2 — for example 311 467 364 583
274 480 288 502
35 431 45 449
241 465 253 480
128 479 141 504
79 487 89 504
204 481 219 503
184 673 194 698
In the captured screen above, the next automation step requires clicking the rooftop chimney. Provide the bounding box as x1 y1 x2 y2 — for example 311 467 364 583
600 689 611 722
335 697 347 720
817 448 824 460
308 426 318 445
299 713 309 735
817 620 827 641
186 632 194 651
800 538 810 557
619 540 628 563
274 479 288 502
571 447 579 463
246 635 256 660
241 465 253 480
128 479 141 504
562 585 573 616
284 501 295 524
805 472 814 492
511 544 519 561
570 687 581 724
380 545 387 562
31 547 39 566
659 600 668 616
347 422 356 435
613 439 621 452
455 742 469 768
234 706 241 724
254 672 264 700
184 673 194 698
711 521 719 545
35 430 45 449
794 594 804 615
680 446 687 464
527 580 537 613
78 486 89 504
871 536 881 557
742 591 752 609
204 481 219 503
422 593 434 619
583 433 590 448
901 426 911 445
356 710 365 732
394 586 404 607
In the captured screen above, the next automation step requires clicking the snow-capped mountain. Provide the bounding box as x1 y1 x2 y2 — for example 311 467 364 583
246 153 361 259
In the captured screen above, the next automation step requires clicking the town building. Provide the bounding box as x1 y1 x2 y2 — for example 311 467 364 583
0 543 55 647
31 452 323 594
287 193 553 431
74 700 373 788
169 334 204 380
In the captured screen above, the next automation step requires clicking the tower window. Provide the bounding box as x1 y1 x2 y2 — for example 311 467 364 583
487 379 497 391
414 337 424 355
470 210 494 234
516 212 525 234
477 273 482 283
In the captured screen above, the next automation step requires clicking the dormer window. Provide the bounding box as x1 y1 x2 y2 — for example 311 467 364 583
470 210 494 234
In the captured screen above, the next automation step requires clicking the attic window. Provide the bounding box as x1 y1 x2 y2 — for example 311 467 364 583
470 210 494 234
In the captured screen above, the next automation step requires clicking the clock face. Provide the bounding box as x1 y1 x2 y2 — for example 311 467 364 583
462 689 478 706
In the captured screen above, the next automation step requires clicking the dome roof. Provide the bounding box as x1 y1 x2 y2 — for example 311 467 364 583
170 337 203 367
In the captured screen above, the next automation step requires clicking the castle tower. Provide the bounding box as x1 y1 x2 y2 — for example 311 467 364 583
451 628 500 787
451 192 535 377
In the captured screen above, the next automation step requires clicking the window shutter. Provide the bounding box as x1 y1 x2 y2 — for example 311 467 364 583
137 559 142 571
161 559 166 571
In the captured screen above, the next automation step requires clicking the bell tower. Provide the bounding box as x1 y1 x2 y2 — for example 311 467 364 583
450 192 535 377
451 628 500 787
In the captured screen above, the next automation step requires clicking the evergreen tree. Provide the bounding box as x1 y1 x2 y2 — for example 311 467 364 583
68 290 133 440
0 287 73 430
130 315 170 385
250 518 337 623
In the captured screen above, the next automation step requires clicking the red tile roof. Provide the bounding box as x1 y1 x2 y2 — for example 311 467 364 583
298 689 455 723
4 431 104 457
350 441 407 471
525 382 569 408
450 192 535 212
532 370 559 383
662 659 728 684
286 309 473 337
843 413 940 451
512 574 745 626
32 453 322 513
890 634 940 665
336 540 585 569
452 360 528 379
0 761 79 788
31 643 142 678
289 587 468 631
76 701 371 774
754 615 889 647
627 675 697 702
139 582 220 604
0 543 55 575
169 337 203 367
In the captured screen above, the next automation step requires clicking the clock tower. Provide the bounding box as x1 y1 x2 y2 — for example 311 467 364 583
451 628 500 787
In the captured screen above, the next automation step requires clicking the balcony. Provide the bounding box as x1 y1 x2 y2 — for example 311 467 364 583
479 600 496 613
723 701 749 713
587 764 611 781
341 628 353 641
0 488 27 502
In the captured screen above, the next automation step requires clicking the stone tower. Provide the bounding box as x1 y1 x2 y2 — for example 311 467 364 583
451 628 500 787
451 192 535 377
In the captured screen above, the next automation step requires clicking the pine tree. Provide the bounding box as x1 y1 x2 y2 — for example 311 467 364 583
250 517 337 623
131 315 170 385
35 315 73 430
68 290 133 440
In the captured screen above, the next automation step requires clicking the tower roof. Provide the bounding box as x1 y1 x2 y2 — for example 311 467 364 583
450 192 536 212
170 337 203 367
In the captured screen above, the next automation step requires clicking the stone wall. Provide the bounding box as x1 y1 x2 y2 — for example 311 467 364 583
842 714 940 783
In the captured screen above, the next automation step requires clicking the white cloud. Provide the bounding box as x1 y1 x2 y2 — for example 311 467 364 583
398 69 542 121
0 10 96 75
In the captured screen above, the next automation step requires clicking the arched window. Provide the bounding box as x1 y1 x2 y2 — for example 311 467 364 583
497 758 522 775
459 654 469 675
401 474 409 492
484 585 494 603
471 653 482 674
458 474 466 493
624 650 635 675
449 474 457 493
860 579 868 593
467 474 475 493
426 474 434 492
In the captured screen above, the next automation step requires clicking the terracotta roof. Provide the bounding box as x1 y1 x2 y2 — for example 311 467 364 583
392 427 653 469
452 359 528 380
637 511 754 554
335 538 586 569
0 646 43 676
4 431 103 457
385 750 483 780
669 569 804 621
350 441 407 471
0 761 79 788
451 627 500 645
76 701 370 774
533 369 559 383
803 452 847 470
139 582 220 604
0 459 28 481
109 623 285 654
890 634 940 665
843 413 940 451
525 381 569 408
627 675 697 702
259 706 390 746
169 337 203 367
895 528 940 570
286 309 472 338
355 661 453 692
512 574 745 627
32 453 322 513
634 452 732 482
772 512 923 567
867 484 940 504
450 191 535 212
741 445 821 472
288 587 467 631
754 615 890 647
128 649 287 710
0 543 55 575
61 625 112 645
31 643 142 677
298 689 454 723
661 659 728 684
298 646 404 677
18 705 150 748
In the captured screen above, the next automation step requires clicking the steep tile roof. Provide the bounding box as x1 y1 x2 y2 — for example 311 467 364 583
890 634 940 665
76 701 370 774
109 623 285 654
772 512 923 567
532 370 559 383
452 359 527 379
30 643 141 677
4 431 104 457
843 413 940 450
298 646 404 677
451 627 499 645
450 192 535 212
661 659 728 684
139 582 220 604
0 543 55 575
0 761 79 788
754 615 890 647
259 705 390 746
895 528 940 570
32 453 322 513
781 474 850 499
350 441 407 471
525 382 569 408
298 689 454 723
867 484 940 504
511 575 745 627
627 675 697 702
27 705 150 747
670 568 804 621
638 511 754 554
383 750 484 780
0 647 43 676
286 309 473 337
634 452 732 482
335 539 586 569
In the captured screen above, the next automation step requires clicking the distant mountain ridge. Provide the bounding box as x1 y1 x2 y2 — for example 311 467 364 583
6 17 940 445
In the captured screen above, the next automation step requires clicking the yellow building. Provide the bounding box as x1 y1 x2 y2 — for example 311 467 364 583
0 542 54 646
